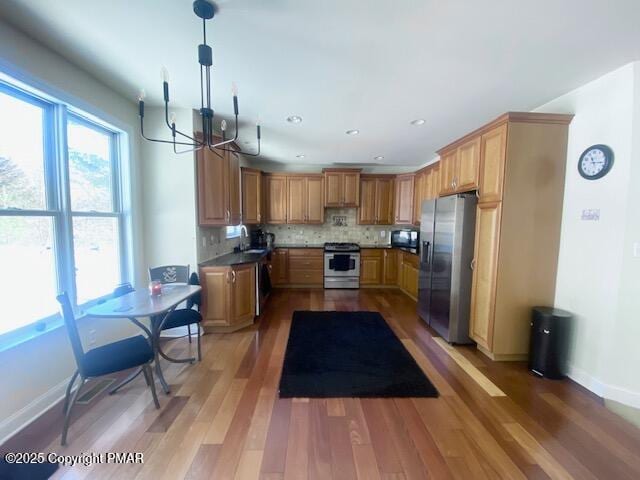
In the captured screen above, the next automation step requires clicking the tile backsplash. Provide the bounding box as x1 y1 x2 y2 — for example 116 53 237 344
197 226 242 262
265 208 415 245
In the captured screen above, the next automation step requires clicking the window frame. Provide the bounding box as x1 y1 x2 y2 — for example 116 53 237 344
0 78 131 349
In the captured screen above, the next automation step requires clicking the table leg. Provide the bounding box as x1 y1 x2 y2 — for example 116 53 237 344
128 316 171 395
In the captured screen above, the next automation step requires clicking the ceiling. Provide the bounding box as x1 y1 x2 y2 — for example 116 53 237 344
1 0 639 167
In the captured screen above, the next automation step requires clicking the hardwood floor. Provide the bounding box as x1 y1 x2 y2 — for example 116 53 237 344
3 288 640 479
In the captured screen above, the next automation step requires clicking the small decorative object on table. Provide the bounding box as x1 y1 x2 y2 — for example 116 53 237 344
149 280 163 297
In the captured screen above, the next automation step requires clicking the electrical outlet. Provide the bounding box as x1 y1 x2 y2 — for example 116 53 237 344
380 230 386 238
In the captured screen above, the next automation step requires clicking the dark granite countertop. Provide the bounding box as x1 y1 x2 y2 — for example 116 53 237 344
273 244 325 249
360 244 418 255
199 249 270 267
274 243 418 255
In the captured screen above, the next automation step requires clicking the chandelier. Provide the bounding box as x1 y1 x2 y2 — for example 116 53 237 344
137 0 261 155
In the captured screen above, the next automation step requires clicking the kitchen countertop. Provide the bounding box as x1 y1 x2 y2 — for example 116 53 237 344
274 244 418 255
199 249 270 267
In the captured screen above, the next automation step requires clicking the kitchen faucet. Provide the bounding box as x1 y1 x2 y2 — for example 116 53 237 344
239 225 249 252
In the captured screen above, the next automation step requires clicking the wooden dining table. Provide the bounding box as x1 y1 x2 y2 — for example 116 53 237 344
86 284 202 394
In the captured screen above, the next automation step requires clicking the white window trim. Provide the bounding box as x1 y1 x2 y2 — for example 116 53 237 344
0 76 133 350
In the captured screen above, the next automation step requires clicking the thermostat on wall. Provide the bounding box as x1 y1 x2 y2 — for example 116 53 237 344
581 209 600 221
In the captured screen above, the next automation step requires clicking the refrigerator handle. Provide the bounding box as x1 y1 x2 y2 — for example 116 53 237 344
421 241 431 264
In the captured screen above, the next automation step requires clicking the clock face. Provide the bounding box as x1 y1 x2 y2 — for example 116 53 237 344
578 144 613 180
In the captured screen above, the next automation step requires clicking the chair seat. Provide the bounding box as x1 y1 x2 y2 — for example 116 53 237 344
83 335 153 377
160 308 202 330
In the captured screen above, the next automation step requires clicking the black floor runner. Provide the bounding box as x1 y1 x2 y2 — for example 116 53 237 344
279 311 438 398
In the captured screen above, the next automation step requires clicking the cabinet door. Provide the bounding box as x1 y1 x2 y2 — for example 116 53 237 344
413 172 425 225
376 178 395 225
324 172 343 207
457 137 481 192
424 169 433 200
405 263 419 298
479 125 507 202
469 202 502 349
358 177 377 224
200 267 231 326
439 150 457 195
287 176 306 224
197 148 229 226
230 264 256 325
394 174 414 225
360 250 382 285
228 152 241 225
431 164 440 198
383 249 398 285
343 172 360 207
271 249 288 285
264 175 287 223
305 176 324 224
241 168 261 224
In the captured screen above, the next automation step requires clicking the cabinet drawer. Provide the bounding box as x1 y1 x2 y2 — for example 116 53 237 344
361 248 383 258
288 269 323 285
289 256 324 270
288 248 323 257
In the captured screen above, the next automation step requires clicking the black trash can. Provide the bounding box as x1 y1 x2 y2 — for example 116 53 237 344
528 307 572 379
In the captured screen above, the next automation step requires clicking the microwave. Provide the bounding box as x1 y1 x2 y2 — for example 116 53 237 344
391 229 419 249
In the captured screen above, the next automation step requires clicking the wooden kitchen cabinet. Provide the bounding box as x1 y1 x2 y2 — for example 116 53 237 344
263 174 287 224
383 249 398 285
200 262 256 333
323 168 361 207
438 149 458 196
197 145 241 226
457 137 481 191
398 251 419 300
358 175 394 225
287 248 323 286
394 174 415 225
460 112 572 360
287 175 324 224
478 124 507 203
360 249 383 285
271 248 288 285
241 167 262 224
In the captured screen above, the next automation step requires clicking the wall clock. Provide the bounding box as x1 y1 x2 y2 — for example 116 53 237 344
578 144 614 180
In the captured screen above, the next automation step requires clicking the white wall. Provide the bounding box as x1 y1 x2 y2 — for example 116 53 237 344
0 20 145 442
140 107 198 270
535 62 640 408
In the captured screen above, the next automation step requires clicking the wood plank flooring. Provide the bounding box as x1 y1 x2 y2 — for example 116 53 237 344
2 288 640 479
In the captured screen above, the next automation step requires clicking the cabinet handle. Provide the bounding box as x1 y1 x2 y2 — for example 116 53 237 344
232 271 236 283
543 329 550 335
470 259 476 270
226 209 230 222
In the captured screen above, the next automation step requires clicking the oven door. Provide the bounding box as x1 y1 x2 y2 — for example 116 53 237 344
324 253 360 276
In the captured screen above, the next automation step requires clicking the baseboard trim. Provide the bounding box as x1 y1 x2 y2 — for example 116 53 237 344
0 375 72 446
567 365 640 409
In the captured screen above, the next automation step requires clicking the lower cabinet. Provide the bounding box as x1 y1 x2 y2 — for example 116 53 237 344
271 248 289 285
383 249 398 285
398 251 419 300
360 249 383 285
271 248 323 287
200 263 256 333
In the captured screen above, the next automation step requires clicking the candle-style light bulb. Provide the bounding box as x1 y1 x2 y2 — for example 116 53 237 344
161 66 170 83
231 82 238 96
221 119 227 131
169 112 177 125
138 89 146 102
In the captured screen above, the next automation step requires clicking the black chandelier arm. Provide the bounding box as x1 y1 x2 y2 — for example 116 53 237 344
163 100 204 145
213 137 261 157
140 116 200 147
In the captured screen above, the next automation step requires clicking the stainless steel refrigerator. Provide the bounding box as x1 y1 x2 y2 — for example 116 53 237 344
418 194 477 344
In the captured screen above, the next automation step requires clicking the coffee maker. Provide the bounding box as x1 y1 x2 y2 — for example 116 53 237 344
251 229 275 248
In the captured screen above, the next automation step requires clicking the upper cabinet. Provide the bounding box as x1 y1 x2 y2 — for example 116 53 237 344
437 136 480 196
287 174 324 224
241 167 262 224
412 163 440 225
197 142 241 226
394 174 414 225
323 168 361 207
478 124 507 203
438 149 459 196
263 173 288 224
358 175 394 225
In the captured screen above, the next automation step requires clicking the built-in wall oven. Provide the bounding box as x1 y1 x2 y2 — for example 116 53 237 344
323 242 360 289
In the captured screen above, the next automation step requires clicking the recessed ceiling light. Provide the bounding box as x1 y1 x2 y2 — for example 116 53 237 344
346 129 360 135
286 115 303 123
410 119 426 126
373 155 384 161
296 154 305 159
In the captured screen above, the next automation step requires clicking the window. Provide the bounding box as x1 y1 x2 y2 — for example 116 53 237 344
225 225 242 239
0 79 130 343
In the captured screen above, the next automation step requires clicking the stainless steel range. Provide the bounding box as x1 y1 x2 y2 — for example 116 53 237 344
323 242 360 289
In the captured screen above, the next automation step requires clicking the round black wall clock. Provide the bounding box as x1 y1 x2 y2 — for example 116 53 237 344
578 144 614 180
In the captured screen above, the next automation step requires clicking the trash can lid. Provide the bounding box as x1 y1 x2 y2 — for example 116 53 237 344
532 306 572 318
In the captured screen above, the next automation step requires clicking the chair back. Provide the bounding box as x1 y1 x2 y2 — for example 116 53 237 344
149 265 190 285
56 292 86 374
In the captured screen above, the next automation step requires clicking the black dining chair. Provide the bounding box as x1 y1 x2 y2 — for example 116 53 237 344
57 292 160 446
149 265 202 361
